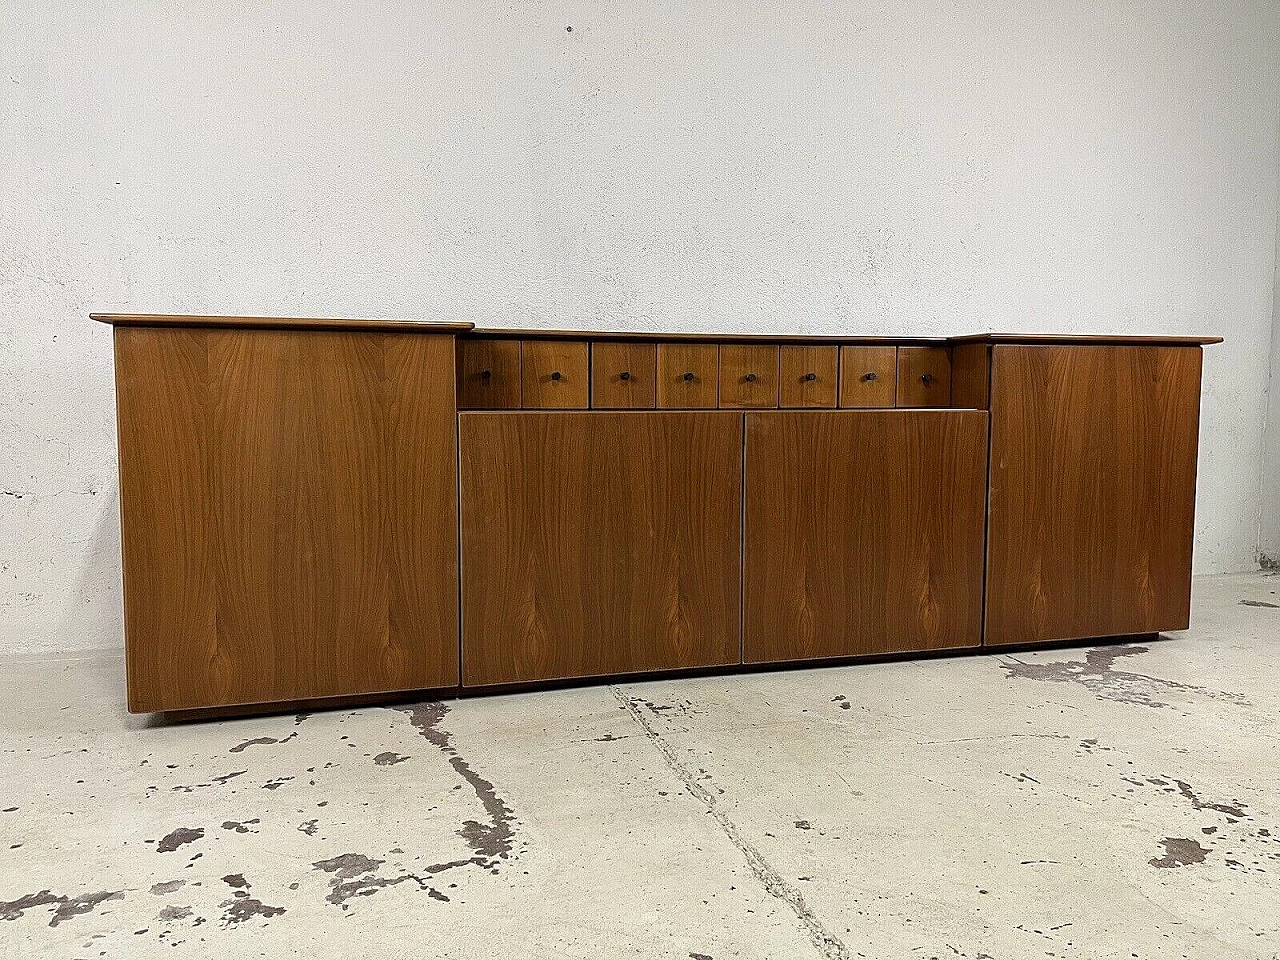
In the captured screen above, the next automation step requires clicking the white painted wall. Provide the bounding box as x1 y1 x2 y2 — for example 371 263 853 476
1259 161 1280 565
3 0 1279 655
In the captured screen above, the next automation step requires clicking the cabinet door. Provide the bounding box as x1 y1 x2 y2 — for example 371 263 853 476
743 411 987 662
114 327 460 712
985 345 1202 645
460 412 742 685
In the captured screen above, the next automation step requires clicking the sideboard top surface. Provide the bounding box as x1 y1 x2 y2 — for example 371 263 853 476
91 314 1222 346
91 314 476 333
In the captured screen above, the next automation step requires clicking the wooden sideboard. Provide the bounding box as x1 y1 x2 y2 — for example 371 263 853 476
93 314 1220 714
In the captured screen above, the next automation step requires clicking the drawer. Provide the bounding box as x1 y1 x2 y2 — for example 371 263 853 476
719 344 779 408
896 346 951 407
591 342 656 409
656 343 718 408
457 339 521 409
521 340 589 409
779 346 838 408
839 346 896 408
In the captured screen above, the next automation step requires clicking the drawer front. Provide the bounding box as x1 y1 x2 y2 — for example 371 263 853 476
719 344 779 408
897 346 952 407
591 342 656 409
779 346 838 408
521 340 589 409
457 339 521 409
656 343 718 408
839 346 897 407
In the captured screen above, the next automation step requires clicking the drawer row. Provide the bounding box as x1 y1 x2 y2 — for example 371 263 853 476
457 340 954 409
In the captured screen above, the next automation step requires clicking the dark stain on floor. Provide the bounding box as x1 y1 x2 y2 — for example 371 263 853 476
1150 837 1209 868
311 853 451 910
298 819 319 836
221 874 249 889
149 880 185 896
156 827 204 853
0 889 124 927
229 732 297 753
395 702 518 867
373 751 409 766
1239 599 1279 608
221 818 260 834
217 895 285 926
156 904 191 921
999 645 1249 709
1173 779 1248 820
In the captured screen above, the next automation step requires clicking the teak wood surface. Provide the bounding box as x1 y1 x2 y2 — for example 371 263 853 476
590 342 657 408
984 344 1203 644
743 411 989 661
719 344 780 408
838 346 898 407
779 345 839 408
519 340 590 408
459 412 743 685
456 338 521 409
656 343 719 408
113 327 460 712
896 346 953 407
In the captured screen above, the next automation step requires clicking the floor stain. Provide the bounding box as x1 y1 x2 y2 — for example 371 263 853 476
221 818 260 834
156 904 191 921
0 889 124 927
156 827 204 853
1150 837 1209 868
373 751 409 766
1173 779 1248 820
1238 599 1279 608
218 896 285 926
999 645 1249 709
229 732 297 753
149 880 185 896
394 702 518 868
311 853 452 910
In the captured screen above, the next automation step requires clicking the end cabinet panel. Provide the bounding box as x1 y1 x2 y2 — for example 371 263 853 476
460 412 742 685
985 345 1202 645
743 410 987 662
113 327 461 712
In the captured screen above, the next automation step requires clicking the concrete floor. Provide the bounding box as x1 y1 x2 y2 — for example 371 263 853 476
1 573 1278 960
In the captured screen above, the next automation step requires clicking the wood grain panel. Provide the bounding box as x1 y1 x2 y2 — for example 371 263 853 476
114 327 459 712
743 411 988 662
720 344 779 408
950 343 990 410
521 340 589 408
460 412 743 685
896 346 952 407
985 345 1203 645
779 346 838 408
656 343 718 408
839 346 897 407
591 342 656 409
457 338 520 408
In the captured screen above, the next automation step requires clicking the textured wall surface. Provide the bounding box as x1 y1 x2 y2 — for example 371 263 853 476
1260 188 1280 564
3 1 1279 654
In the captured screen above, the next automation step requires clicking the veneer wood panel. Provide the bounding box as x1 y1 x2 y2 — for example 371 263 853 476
719 344 779 408
743 410 987 662
460 412 742 685
779 346 838 408
114 327 459 712
591 342 657 408
839 346 897 408
984 345 1203 644
656 343 719 408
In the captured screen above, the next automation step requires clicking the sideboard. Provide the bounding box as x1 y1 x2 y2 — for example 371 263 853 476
92 314 1220 714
